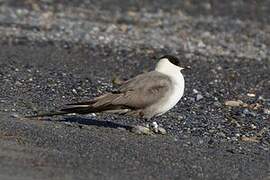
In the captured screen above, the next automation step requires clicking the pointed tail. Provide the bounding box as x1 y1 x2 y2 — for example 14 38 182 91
25 111 70 118
25 93 127 118
25 101 98 118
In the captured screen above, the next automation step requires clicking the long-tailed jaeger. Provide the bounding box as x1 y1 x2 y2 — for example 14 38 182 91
27 55 185 122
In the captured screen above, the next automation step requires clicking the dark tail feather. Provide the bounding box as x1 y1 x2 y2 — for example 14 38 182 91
25 105 107 118
66 100 97 106
60 106 97 114
25 94 123 118
25 111 70 118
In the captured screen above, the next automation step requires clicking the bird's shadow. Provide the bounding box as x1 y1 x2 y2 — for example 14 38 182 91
52 116 133 131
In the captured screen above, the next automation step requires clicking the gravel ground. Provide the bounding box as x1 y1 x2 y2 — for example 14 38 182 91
0 0 269 180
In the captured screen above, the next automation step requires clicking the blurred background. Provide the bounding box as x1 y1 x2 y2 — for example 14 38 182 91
0 0 269 59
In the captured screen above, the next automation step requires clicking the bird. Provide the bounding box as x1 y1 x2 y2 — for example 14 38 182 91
27 55 185 121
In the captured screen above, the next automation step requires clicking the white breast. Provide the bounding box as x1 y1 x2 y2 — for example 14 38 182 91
156 72 185 116
154 58 185 116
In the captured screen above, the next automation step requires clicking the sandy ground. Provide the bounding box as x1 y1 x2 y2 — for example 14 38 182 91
0 1 269 180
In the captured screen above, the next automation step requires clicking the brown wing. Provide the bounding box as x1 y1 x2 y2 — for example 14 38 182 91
110 71 172 109
119 71 170 92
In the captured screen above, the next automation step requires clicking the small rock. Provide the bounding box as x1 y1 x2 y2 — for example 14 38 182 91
193 89 199 94
10 113 19 118
72 89 77 94
152 121 158 129
189 97 195 102
249 103 262 110
0 100 6 103
198 40 206 48
151 121 159 133
63 122 73 126
177 115 184 120
120 24 128 32
263 108 270 115
217 132 226 138
247 93 256 97
15 81 23 86
250 124 257 129
240 136 260 143
225 100 244 107
99 36 105 40
243 109 256 117
117 127 126 131
131 125 152 135
157 127 167 135
196 94 203 101
213 102 222 107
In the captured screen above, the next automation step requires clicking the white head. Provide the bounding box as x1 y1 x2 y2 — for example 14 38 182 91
155 55 184 76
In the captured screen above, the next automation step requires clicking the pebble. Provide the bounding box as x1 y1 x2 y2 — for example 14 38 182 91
243 109 256 117
117 127 126 131
198 40 206 48
225 100 244 107
193 89 199 94
72 89 78 94
263 108 270 115
247 93 256 97
157 127 167 135
10 113 20 118
63 122 73 126
213 102 222 107
217 132 226 138
15 81 23 86
131 125 152 135
196 94 203 101
151 122 159 133
240 136 260 143
250 124 257 129
152 122 158 129
0 100 6 103
131 124 167 135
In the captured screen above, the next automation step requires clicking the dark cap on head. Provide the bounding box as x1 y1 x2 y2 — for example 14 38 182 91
159 55 180 66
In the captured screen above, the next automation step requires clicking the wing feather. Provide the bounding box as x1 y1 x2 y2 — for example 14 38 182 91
112 71 172 108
